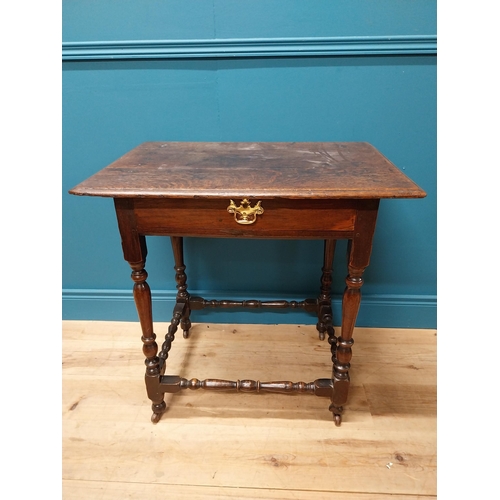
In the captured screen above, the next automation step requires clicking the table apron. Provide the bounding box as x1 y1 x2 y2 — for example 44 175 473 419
131 198 363 239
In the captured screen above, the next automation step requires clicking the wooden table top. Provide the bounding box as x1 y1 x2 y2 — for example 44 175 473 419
69 142 426 200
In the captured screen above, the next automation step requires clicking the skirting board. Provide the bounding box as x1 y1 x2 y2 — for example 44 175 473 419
62 289 436 329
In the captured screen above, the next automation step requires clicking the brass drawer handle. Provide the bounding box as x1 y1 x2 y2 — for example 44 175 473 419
227 199 264 225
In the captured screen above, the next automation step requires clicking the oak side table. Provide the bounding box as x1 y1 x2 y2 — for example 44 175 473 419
69 142 426 425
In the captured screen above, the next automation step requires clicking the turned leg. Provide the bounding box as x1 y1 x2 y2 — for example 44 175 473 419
170 236 191 338
114 199 166 423
329 201 379 425
131 258 166 423
329 259 361 425
316 239 336 340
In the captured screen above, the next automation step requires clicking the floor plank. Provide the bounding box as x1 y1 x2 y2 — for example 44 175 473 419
62 480 436 499
62 321 436 498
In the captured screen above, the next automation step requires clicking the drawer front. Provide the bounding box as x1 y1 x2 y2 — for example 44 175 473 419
134 198 357 238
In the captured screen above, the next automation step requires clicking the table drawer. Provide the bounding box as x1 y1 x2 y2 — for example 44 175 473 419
133 198 358 238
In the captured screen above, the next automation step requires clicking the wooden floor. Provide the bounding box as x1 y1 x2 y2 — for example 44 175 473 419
62 321 437 499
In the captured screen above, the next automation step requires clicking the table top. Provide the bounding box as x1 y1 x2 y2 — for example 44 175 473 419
69 142 426 200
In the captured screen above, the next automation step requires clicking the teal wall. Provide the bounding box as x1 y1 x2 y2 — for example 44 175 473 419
62 1 437 328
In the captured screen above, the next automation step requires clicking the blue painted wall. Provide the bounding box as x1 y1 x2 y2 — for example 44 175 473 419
62 1 437 328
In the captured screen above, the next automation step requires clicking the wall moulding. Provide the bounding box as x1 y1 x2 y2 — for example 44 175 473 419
62 35 437 61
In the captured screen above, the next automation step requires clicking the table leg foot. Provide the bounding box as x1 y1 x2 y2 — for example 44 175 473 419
329 403 343 426
151 401 166 424
181 315 191 339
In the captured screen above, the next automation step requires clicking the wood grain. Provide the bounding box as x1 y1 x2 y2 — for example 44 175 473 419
62 480 436 500
63 321 436 499
68 142 426 199
132 198 357 238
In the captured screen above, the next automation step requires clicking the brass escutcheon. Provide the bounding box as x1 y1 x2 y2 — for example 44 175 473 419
227 199 264 225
